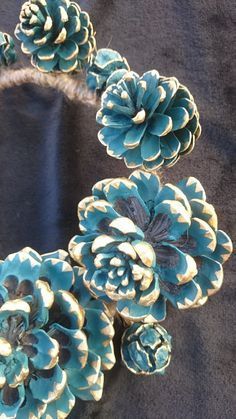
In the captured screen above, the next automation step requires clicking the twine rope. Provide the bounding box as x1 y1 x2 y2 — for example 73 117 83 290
0 68 98 106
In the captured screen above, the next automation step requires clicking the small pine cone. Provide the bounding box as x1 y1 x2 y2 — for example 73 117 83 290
121 323 172 375
15 0 96 73
0 32 17 67
87 48 130 93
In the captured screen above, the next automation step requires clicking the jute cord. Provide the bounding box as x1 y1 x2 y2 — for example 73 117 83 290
0 68 98 107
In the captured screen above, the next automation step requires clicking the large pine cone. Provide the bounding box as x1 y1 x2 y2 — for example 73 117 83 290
15 0 96 73
97 70 201 170
0 248 115 418
69 170 232 324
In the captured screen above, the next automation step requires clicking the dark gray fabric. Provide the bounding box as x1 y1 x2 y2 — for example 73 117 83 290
0 1 235 418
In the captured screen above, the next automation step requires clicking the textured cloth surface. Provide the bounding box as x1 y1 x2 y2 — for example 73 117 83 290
0 1 235 418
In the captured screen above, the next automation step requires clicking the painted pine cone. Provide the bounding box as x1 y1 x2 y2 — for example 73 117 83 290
69 170 232 323
121 323 171 375
15 0 96 73
0 32 17 67
87 48 130 93
0 248 115 418
97 70 201 170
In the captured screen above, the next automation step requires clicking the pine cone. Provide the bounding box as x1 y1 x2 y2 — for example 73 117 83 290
69 170 232 324
15 0 96 73
87 48 130 92
0 32 17 67
97 70 201 170
121 323 171 375
0 247 115 418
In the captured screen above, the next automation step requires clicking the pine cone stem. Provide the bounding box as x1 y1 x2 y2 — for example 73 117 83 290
0 68 98 106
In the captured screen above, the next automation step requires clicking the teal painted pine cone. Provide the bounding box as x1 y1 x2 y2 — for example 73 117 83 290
121 323 171 375
0 247 115 418
15 0 96 73
69 170 232 323
97 70 201 170
87 48 130 93
0 32 17 67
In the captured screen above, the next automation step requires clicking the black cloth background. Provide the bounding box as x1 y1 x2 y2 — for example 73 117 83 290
0 1 235 418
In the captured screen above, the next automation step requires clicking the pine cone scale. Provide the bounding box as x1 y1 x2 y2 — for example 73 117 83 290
57 40 78 61
37 45 58 60
65 16 81 37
